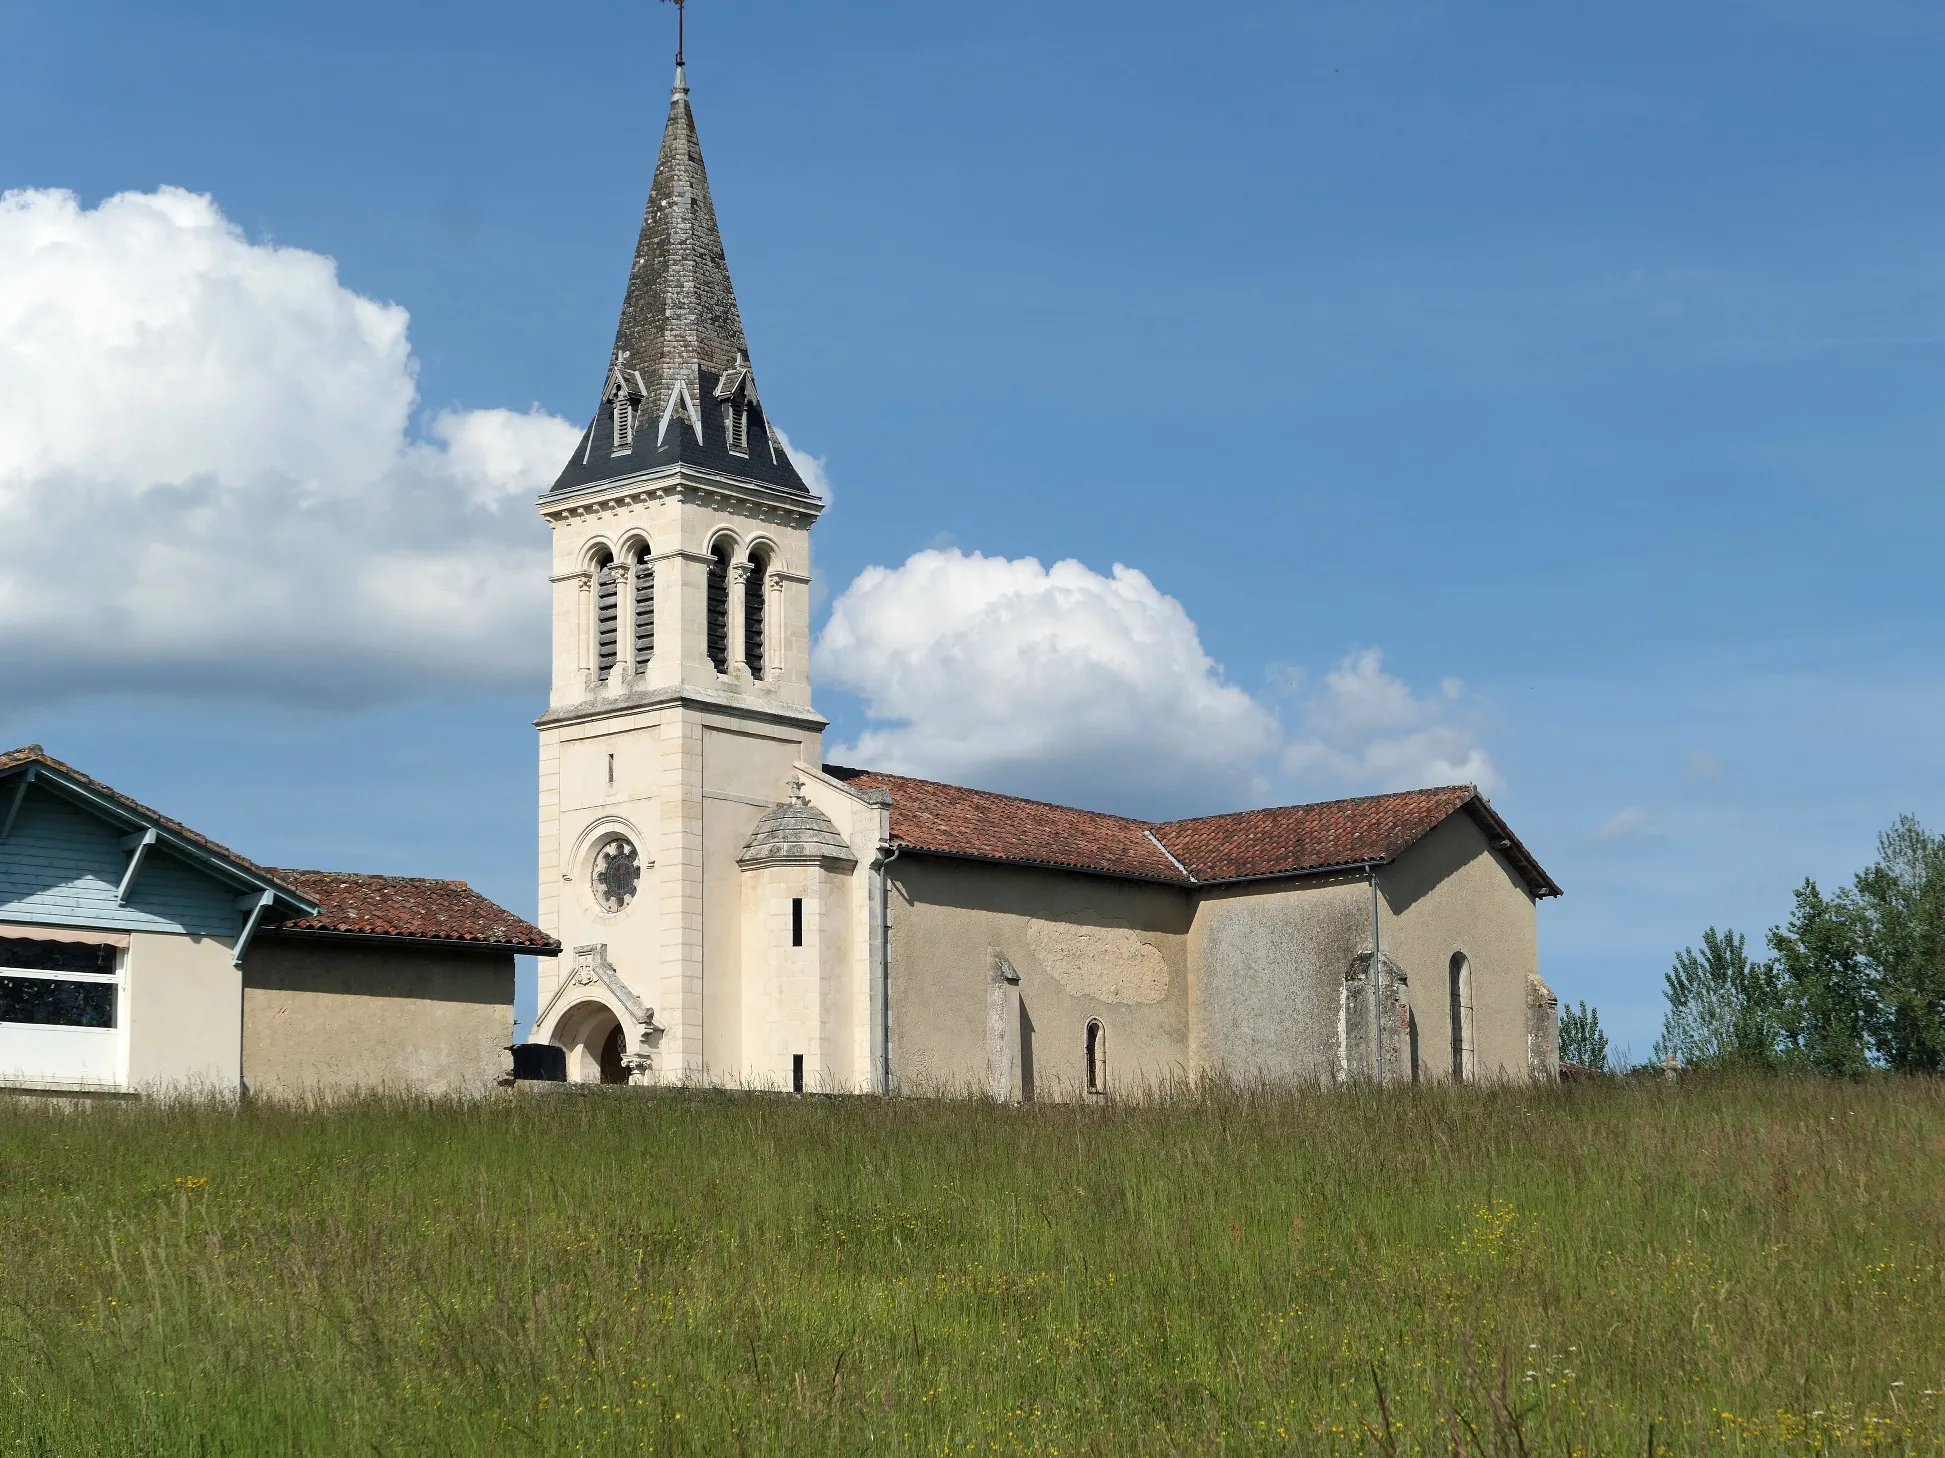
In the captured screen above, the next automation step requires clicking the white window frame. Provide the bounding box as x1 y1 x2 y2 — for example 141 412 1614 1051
0 945 127 1089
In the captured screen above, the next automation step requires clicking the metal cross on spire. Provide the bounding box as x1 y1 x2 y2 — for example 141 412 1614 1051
660 0 687 65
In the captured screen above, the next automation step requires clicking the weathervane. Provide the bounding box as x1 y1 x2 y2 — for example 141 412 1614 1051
661 0 687 65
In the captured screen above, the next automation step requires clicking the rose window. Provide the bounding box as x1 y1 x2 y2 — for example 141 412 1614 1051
591 838 640 913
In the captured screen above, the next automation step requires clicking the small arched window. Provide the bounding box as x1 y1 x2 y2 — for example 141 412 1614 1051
631 546 654 670
705 542 732 674
1085 1018 1106 1096
1449 953 1474 1083
744 552 768 678
593 552 619 681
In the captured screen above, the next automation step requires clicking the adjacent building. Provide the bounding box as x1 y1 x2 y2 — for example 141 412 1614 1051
0 745 555 1097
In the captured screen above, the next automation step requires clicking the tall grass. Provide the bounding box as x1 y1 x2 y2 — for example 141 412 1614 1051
0 1075 1939 1455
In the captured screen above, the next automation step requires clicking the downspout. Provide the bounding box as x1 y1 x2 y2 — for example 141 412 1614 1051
877 842 901 1095
1369 864 1384 1087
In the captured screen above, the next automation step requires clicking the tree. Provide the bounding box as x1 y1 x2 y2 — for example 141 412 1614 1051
1655 927 1782 1068
1768 881 1873 1078
1558 1001 1609 1071
1845 815 1945 1072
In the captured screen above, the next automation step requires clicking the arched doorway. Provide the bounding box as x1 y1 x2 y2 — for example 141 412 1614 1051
552 1000 631 1085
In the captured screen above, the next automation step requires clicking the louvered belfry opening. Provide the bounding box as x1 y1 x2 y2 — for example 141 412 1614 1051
633 553 655 669
743 554 767 677
595 557 620 680
706 544 731 673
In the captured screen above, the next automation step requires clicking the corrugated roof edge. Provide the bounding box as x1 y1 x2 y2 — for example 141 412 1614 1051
257 926 563 956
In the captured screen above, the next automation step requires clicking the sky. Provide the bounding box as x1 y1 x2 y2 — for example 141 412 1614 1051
4 0 1944 1058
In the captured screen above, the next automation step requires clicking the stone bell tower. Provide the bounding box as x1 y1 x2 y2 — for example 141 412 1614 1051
531 61 836 1085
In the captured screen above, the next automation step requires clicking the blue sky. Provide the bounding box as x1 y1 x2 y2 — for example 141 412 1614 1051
4 0 1944 1056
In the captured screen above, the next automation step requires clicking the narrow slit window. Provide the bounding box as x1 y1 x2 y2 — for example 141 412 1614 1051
632 556 655 668
791 897 803 947
705 546 731 673
1449 953 1474 1083
744 556 767 678
606 753 614 787
1085 1019 1105 1095
724 403 749 456
594 561 619 680
613 396 634 450
792 1053 804 1094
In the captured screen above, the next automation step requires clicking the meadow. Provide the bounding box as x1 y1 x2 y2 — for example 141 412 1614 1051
0 1075 1939 1456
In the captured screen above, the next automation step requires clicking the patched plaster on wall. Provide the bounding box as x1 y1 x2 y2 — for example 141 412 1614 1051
1026 917 1170 1005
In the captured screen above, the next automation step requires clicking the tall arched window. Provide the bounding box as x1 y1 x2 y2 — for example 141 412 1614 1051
631 546 654 670
1085 1018 1106 1096
744 551 768 678
593 552 619 681
706 542 731 674
1449 953 1474 1082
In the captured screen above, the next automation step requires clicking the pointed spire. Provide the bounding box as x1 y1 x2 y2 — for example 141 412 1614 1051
609 64 749 427
547 65 811 499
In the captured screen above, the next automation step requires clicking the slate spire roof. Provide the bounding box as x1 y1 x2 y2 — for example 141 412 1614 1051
549 65 810 499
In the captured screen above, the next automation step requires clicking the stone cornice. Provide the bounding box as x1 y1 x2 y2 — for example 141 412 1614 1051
538 465 824 527
536 683 829 735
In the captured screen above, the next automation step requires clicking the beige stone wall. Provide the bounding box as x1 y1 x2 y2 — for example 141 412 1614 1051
1378 811 1541 1083
888 858 1194 1099
1187 876 1368 1085
537 473 829 1088
242 937 514 1098
125 930 241 1093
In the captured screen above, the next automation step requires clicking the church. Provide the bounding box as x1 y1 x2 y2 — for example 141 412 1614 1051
529 60 1564 1097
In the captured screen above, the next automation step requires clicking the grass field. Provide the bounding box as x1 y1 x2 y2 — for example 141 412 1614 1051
0 1076 1939 1456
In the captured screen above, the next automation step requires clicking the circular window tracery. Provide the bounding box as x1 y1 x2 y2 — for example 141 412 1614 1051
591 837 641 913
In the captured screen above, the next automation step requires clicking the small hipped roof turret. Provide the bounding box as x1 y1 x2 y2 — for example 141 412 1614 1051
548 64 810 498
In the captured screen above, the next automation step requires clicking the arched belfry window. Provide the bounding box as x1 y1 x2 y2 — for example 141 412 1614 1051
1085 1019 1106 1096
631 545 654 670
744 551 768 678
593 552 619 681
1449 953 1475 1082
706 541 732 674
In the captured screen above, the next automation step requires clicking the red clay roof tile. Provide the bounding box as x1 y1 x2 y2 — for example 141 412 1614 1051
825 765 1560 898
825 767 1185 882
266 869 559 953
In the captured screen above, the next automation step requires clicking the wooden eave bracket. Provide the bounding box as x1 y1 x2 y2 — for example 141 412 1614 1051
0 766 36 841
232 890 275 968
116 828 157 905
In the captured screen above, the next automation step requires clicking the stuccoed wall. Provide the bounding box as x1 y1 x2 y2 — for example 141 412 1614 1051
242 938 514 1099
1379 812 1543 1083
1188 877 1368 1085
888 858 1193 1100
125 930 242 1094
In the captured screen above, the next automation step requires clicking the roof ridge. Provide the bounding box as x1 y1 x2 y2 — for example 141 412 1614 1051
824 764 1158 828
1152 783 1476 831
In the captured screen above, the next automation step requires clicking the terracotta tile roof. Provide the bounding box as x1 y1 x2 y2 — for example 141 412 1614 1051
824 767 1186 882
1 744 309 905
266 870 560 954
824 765 1561 898
1155 787 1479 882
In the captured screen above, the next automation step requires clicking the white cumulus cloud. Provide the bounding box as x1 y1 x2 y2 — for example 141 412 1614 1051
816 550 1279 817
1281 648 1501 794
815 549 1497 819
1592 807 1656 843
0 186 580 707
